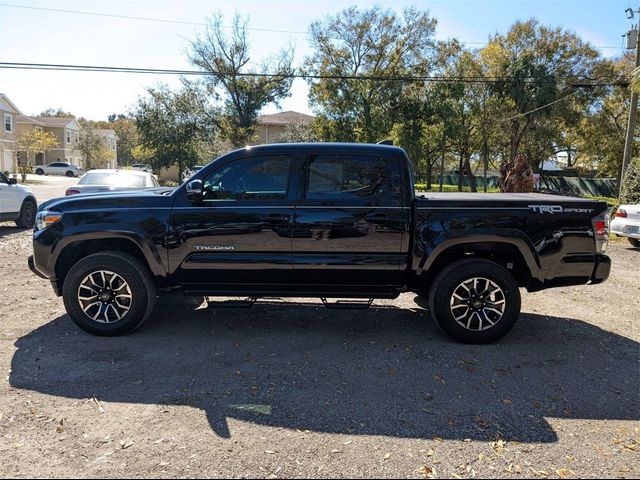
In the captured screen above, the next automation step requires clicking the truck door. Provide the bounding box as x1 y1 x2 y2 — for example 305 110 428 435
291 150 408 286
168 154 295 287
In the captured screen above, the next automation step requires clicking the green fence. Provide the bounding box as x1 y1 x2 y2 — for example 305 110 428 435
432 174 618 197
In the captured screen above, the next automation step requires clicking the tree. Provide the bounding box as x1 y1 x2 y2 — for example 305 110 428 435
78 130 113 170
81 115 140 166
135 86 213 180
187 11 294 146
39 108 75 117
271 122 318 143
481 19 601 166
570 57 634 176
632 66 640 93
16 129 59 182
304 6 437 143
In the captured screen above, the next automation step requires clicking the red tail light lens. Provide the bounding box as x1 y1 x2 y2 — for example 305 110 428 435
615 208 627 218
65 189 80 196
592 214 609 253
594 220 607 236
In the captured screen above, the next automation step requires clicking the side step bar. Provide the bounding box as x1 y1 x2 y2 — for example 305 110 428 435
320 298 374 310
202 297 375 310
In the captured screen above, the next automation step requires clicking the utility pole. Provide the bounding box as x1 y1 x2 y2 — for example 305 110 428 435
620 5 640 198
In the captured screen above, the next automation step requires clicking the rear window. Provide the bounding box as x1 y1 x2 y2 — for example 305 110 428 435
78 172 148 188
306 155 388 200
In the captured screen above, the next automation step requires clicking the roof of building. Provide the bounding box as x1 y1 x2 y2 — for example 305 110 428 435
35 116 78 127
258 110 315 126
16 114 49 126
0 93 23 115
92 129 117 136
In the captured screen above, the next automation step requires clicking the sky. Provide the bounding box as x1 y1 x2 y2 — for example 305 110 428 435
0 0 637 121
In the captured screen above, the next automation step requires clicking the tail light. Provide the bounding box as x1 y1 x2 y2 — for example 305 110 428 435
592 214 609 253
65 188 80 196
615 208 627 218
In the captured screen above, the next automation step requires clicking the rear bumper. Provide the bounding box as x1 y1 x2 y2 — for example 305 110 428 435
527 254 610 291
590 254 611 284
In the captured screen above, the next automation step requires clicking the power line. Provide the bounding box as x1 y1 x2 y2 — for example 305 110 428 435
0 3 623 50
0 61 621 86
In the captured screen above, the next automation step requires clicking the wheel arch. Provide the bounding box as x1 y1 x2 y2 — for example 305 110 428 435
415 232 542 291
52 234 165 295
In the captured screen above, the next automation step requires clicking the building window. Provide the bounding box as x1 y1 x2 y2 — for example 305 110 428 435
4 114 13 133
66 130 71 143
75 132 80 143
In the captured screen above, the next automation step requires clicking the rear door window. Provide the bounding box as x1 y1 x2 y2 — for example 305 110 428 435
305 155 389 201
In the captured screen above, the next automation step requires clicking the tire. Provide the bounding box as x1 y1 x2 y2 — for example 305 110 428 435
15 199 36 228
427 259 521 344
35 168 44 175
65 170 75 177
62 252 156 336
629 238 640 248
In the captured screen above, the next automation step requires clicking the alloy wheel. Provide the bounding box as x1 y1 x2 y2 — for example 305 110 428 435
449 277 506 331
77 270 133 323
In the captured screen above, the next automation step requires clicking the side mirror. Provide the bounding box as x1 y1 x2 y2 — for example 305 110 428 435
8 178 17 185
185 179 204 203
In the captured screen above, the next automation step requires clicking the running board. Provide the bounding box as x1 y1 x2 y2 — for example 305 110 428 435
205 297 258 308
320 298 374 310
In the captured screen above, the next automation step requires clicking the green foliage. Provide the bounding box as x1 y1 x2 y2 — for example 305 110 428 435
38 108 75 117
304 6 437 143
78 130 113 169
270 122 318 143
135 86 214 180
82 115 139 166
16 129 60 181
187 11 294 147
621 158 640 204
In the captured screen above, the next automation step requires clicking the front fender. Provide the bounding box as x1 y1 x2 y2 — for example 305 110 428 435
46 223 167 278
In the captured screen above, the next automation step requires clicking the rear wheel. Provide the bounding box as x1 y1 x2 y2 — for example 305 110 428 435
427 259 521 344
629 238 640 248
62 252 156 336
15 200 36 228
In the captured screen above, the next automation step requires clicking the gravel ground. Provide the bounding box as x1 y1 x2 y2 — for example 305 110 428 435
0 209 638 478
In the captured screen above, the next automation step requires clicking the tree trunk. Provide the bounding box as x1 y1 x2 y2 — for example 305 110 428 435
482 136 489 193
426 161 432 190
439 135 446 192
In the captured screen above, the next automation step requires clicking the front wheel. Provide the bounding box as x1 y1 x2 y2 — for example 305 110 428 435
629 238 640 248
65 170 75 177
427 259 521 344
62 252 156 336
15 200 36 228
35 168 44 175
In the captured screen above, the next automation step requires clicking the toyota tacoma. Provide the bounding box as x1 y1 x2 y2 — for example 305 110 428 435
28 143 611 343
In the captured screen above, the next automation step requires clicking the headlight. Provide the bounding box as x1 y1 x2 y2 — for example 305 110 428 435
35 211 62 231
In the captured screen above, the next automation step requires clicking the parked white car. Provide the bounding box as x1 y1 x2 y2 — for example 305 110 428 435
0 171 37 228
34 162 84 177
65 169 160 196
131 164 153 173
611 204 640 248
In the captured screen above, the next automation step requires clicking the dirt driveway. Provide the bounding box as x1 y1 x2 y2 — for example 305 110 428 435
0 223 638 478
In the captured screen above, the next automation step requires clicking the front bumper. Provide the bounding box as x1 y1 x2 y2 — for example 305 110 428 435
28 255 47 279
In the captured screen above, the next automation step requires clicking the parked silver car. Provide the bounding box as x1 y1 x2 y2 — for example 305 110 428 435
65 169 160 196
34 162 84 177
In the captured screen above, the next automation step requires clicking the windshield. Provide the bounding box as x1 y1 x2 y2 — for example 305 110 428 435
78 172 148 187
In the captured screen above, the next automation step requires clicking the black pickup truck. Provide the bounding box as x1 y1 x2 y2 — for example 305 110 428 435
29 143 611 343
